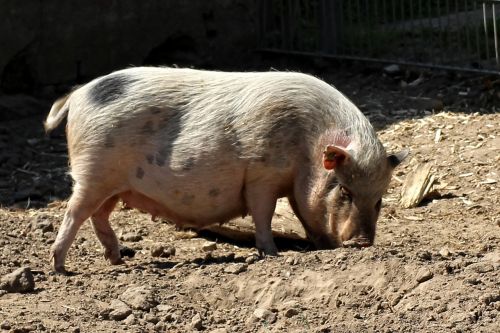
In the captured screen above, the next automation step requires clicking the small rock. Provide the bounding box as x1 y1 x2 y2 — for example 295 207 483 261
202 241 217 252
208 329 228 333
123 314 136 325
190 313 203 330
157 304 173 312
245 254 258 264
120 232 142 242
150 244 176 258
151 244 165 257
0 290 7 297
252 308 277 324
119 286 157 311
108 299 132 321
144 313 159 324
223 263 248 274
482 251 500 264
284 308 299 318
465 262 494 274
384 64 401 75
0 267 35 293
31 215 54 233
416 268 434 283
119 246 136 258
439 248 452 257
0 321 12 330
164 246 176 256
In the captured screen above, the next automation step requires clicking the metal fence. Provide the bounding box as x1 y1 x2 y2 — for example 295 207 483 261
258 0 500 74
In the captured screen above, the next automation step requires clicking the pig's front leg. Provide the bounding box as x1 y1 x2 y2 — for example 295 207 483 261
245 185 279 256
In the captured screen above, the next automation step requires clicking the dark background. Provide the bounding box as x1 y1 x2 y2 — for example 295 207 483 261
0 1 263 101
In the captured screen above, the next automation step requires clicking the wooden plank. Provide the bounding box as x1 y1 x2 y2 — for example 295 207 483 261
400 163 436 208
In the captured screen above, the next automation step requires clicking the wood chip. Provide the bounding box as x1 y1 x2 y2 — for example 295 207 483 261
400 163 436 208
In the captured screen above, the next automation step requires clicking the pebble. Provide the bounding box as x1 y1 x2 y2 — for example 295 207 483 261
223 263 248 274
150 244 165 257
0 321 12 330
208 329 228 333
0 267 35 293
144 313 160 324
284 307 299 318
120 232 142 242
123 314 136 325
119 286 158 311
190 313 203 330
416 267 434 283
252 308 277 324
439 248 452 257
157 304 173 312
202 241 217 252
108 299 132 321
465 262 494 274
31 215 54 233
245 255 258 264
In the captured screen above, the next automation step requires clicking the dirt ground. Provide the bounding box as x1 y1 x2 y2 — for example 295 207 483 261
0 67 499 333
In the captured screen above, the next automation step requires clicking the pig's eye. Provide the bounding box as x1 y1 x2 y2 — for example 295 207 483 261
339 186 352 201
375 199 382 211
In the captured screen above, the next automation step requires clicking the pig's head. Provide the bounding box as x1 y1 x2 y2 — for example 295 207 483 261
303 142 408 250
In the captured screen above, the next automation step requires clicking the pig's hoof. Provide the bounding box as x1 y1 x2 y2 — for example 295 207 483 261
51 266 74 276
257 247 279 258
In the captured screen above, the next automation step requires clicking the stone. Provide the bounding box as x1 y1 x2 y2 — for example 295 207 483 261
150 244 165 257
439 247 452 257
284 307 299 318
120 232 142 242
223 263 248 274
0 321 12 330
202 241 217 252
465 262 495 274
245 255 258 264
416 268 434 283
119 286 157 311
0 267 35 293
252 308 277 324
108 299 132 321
190 313 203 330
208 329 228 333
31 215 54 233
123 314 136 325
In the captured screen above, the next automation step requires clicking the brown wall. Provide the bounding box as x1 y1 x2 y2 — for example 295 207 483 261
0 0 258 94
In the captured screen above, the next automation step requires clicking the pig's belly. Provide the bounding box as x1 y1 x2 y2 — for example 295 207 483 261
122 167 247 228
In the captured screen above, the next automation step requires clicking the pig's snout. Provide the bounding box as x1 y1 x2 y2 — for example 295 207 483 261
342 237 372 248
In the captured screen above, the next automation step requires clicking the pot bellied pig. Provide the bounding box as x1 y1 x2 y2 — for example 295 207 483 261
45 67 407 273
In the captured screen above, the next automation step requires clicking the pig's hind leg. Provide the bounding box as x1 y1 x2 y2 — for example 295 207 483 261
90 195 123 265
51 184 111 274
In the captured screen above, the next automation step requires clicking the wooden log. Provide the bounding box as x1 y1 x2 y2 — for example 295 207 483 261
400 163 436 208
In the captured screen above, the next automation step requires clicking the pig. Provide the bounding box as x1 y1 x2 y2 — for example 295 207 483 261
45 67 407 273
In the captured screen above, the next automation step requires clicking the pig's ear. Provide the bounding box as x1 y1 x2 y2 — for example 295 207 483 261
388 150 409 169
323 145 351 170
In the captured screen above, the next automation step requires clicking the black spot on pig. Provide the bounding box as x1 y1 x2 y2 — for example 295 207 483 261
181 193 195 205
104 135 115 148
155 148 168 166
182 157 195 171
146 154 154 164
149 107 162 114
208 188 220 197
136 167 145 179
90 73 135 105
140 120 154 134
